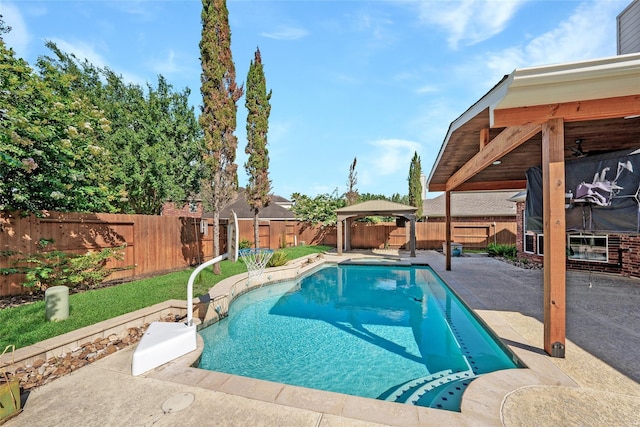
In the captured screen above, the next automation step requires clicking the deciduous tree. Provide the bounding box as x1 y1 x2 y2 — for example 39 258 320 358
345 157 358 206
40 43 201 215
0 27 117 212
291 191 345 226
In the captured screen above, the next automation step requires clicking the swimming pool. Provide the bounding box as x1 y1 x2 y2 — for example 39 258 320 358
198 264 523 411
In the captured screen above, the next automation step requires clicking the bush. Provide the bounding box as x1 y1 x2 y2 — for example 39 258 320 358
0 239 127 291
487 243 517 259
239 239 253 250
267 250 288 267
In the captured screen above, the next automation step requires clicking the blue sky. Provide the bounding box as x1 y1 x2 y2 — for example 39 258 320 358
2 0 630 200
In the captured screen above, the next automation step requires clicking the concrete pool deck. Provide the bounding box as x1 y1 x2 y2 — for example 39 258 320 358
5 250 640 426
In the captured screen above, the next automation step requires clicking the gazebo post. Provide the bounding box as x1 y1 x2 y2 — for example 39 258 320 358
336 216 343 256
409 215 416 257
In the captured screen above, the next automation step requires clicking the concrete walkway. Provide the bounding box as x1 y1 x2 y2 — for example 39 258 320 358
5 251 640 426
429 252 640 383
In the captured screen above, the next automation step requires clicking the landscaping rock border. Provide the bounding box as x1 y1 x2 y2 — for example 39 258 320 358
2 315 177 392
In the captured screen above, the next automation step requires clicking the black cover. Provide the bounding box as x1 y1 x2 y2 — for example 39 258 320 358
526 148 640 233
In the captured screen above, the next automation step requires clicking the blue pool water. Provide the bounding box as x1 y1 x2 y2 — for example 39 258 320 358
198 264 522 411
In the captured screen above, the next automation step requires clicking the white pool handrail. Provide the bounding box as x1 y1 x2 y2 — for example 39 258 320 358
186 252 228 326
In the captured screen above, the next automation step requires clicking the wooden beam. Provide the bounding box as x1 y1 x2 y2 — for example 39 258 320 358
429 180 527 192
445 123 541 191
542 117 566 358
450 180 527 192
479 128 490 150
492 94 640 128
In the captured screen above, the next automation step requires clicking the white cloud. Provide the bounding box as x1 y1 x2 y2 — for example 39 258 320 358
49 38 147 86
2 2 32 57
148 49 196 77
261 26 308 40
49 38 109 68
360 139 422 188
483 0 623 85
416 0 527 49
416 84 438 95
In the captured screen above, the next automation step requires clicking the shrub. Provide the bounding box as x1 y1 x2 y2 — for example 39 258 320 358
0 239 128 291
267 250 288 267
487 243 517 259
239 239 253 250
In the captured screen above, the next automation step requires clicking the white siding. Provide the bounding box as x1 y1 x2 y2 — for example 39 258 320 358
618 0 640 54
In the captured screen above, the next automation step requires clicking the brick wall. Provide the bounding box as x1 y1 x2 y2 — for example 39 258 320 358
161 201 203 218
516 201 640 279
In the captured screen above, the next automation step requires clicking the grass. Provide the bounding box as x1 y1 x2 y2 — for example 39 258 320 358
0 245 331 350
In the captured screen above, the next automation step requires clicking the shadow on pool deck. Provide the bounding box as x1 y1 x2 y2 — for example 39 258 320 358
5 250 640 426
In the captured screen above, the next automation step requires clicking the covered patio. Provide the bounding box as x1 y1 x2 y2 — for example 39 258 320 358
426 53 640 358
335 200 418 257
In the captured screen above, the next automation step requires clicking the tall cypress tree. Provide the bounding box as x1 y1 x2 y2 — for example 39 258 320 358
199 0 243 270
408 151 423 219
244 47 272 249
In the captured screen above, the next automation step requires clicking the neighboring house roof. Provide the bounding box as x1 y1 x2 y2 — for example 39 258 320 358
206 190 296 220
423 191 518 218
336 200 417 215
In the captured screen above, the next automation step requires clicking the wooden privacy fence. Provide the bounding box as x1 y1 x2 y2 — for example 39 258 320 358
0 211 516 296
0 212 216 296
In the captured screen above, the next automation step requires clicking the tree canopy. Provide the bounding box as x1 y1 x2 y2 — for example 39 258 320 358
1 24 201 214
0 35 116 212
291 191 345 226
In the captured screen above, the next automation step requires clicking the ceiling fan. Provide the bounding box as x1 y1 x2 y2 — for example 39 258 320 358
569 139 588 157
569 139 610 158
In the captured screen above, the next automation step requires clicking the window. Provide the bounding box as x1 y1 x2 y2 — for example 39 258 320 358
568 235 608 263
537 234 544 256
189 202 198 213
524 233 535 254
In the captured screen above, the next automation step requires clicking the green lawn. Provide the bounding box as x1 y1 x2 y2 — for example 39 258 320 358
0 245 331 350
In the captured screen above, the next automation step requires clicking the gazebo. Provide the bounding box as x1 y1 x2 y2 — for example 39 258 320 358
335 200 417 257
426 53 640 358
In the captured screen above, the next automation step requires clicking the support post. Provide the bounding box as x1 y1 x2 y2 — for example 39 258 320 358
337 217 343 256
445 191 452 271
345 218 351 252
542 118 566 358
409 215 416 257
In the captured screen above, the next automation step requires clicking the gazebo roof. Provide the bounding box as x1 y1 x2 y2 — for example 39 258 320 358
336 200 417 217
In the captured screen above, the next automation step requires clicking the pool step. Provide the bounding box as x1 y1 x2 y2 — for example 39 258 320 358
379 369 476 409
406 369 475 405
426 378 473 411
379 370 453 403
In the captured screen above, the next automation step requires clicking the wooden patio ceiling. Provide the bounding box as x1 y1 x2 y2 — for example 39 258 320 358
428 109 640 193
427 54 640 193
